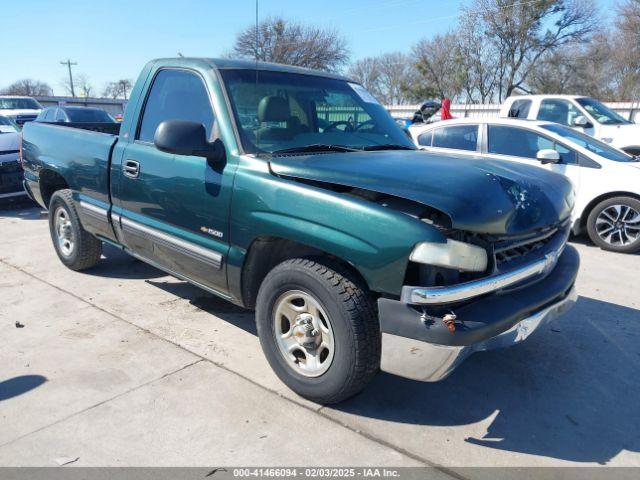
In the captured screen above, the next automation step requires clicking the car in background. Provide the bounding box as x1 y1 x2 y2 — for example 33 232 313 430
35 106 116 124
499 95 640 156
0 96 43 126
409 117 640 253
0 115 27 201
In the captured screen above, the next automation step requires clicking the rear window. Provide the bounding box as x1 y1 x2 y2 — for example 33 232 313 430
508 99 532 118
432 125 478 151
65 109 114 123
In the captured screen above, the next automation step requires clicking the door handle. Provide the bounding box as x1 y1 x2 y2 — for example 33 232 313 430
123 159 140 179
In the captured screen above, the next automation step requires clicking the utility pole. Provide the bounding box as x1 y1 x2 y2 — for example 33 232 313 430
60 59 77 97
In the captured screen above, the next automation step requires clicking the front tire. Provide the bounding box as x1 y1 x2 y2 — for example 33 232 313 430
48 189 102 270
586 196 640 253
255 258 380 404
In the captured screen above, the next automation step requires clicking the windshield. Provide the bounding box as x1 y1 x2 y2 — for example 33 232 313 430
220 69 414 154
575 98 631 125
0 98 42 110
0 116 18 132
542 123 636 162
65 108 115 123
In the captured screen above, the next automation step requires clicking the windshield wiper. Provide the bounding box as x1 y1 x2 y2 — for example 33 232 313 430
359 144 415 151
271 144 359 154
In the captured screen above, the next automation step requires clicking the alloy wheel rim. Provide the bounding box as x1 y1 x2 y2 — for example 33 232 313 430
595 204 640 246
272 290 335 378
54 207 75 256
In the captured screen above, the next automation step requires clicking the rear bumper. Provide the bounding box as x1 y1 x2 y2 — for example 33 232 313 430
379 244 580 381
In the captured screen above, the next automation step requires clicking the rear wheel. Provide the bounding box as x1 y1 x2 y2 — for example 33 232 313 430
48 189 102 270
586 196 640 253
255 258 380 404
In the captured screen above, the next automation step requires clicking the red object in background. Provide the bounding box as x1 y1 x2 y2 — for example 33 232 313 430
441 98 453 120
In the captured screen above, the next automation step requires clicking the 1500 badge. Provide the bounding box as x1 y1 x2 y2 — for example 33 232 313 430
200 226 223 238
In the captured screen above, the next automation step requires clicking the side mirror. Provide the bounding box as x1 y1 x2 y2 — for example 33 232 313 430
536 149 560 164
573 115 592 128
154 120 224 162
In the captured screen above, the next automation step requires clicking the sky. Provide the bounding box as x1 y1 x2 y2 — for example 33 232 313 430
1 0 620 95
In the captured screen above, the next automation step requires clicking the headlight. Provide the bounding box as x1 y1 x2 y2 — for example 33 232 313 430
409 239 488 272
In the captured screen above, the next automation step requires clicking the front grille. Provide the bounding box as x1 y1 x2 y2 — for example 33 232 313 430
14 115 37 125
494 227 558 265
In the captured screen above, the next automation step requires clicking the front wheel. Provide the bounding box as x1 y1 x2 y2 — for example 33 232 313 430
586 196 640 253
48 189 102 270
255 258 380 404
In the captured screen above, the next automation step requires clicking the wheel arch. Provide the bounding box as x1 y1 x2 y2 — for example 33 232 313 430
39 169 70 208
579 191 640 232
621 146 640 156
239 236 372 309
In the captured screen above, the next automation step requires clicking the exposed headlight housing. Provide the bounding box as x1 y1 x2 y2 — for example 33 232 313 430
410 239 488 272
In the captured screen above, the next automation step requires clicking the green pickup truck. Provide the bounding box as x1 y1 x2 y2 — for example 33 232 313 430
21 58 579 403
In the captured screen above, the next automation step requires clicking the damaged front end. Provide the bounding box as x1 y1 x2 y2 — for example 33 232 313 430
379 220 579 381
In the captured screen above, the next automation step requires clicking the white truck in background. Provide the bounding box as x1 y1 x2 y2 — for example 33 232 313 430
500 95 640 156
0 96 43 126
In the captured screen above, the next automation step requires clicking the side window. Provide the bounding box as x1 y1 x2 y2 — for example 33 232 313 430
488 125 551 159
55 109 66 122
43 109 55 121
417 131 432 147
508 99 532 118
537 99 581 126
432 125 478 151
138 69 215 143
554 143 578 165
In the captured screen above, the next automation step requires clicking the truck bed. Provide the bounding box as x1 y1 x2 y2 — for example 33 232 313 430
21 121 119 207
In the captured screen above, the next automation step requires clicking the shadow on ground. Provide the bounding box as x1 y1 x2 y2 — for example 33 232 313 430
0 204 44 220
332 295 640 464
0 375 47 401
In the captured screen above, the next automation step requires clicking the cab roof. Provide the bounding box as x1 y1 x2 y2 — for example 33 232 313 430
151 57 353 82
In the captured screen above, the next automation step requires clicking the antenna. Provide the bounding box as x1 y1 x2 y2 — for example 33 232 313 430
255 0 259 64
60 59 77 97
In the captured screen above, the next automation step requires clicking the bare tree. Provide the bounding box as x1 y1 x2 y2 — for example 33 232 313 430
409 32 465 100
102 79 133 100
611 0 640 99
231 17 349 71
468 0 597 101
456 13 499 103
348 57 382 99
1 79 53 96
376 52 417 105
75 74 94 98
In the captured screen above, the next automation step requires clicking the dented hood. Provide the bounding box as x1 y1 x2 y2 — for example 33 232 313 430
269 150 574 235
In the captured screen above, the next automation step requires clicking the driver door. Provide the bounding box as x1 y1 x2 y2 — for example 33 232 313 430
112 68 235 294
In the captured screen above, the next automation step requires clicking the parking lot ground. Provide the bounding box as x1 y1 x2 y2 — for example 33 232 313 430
1 204 639 471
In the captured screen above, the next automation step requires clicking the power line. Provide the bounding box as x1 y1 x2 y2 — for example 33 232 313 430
60 59 77 97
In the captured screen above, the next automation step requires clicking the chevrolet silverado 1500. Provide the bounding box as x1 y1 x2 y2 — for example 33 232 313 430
21 58 579 403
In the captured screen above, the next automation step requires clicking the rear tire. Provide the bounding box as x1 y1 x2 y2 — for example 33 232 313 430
48 189 102 270
255 258 380 404
586 196 640 253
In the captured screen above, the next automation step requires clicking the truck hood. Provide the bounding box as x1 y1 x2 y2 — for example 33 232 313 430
0 109 41 117
599 123 640 149
269 150 574 236
0 130 19 152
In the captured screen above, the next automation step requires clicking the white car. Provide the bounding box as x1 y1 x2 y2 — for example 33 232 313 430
408 117 640 253
499 95 640 156
0 96 43 126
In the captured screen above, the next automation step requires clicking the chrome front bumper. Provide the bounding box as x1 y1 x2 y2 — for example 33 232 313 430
381 286 577 381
